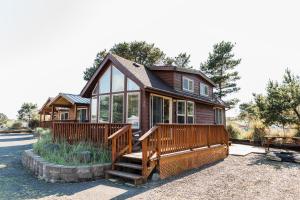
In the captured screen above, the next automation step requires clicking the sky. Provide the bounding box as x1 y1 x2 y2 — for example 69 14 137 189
0 0 299 119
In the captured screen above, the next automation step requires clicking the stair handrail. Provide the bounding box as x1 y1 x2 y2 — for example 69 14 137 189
108 124 132 168
138 126 160 177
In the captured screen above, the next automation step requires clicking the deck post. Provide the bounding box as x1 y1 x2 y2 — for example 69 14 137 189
207 125 211 148
104 124 109 147
142 139 148 177
128 125 132 153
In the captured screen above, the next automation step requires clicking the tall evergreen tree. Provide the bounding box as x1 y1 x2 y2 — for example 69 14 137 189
83 41 165 81
0 113 8 125
17 103 38 122
200 41 241 110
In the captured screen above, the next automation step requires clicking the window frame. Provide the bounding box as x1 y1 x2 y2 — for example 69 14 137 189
176 100 186 123
111 66 125 93
111 93 124 123
98 95 110 123
200 83 209 97
126 92 140 129
182 76 194 92
186 101 195 124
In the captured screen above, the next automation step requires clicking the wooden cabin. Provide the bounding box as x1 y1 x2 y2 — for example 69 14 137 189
40 53 229 184
80 53 225 135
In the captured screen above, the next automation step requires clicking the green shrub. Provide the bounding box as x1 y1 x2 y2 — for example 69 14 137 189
252 125 267 142
34 127 51 138
226 124 241 139
10 121 23 129
33 133 111 165
29 119 39 129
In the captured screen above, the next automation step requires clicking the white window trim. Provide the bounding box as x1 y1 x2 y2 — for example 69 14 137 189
98 95 110 123
126 92 140 129
177 100 186 123
187 101 195 124
149 94 173 127
200 83 209 97
111 93 124 123
182 76 194 92
60 111 69 120
214 108 224 125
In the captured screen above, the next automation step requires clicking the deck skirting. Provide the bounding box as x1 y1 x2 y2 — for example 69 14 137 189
159 145 228 179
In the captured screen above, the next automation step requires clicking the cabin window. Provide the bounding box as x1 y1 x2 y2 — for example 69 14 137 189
177 100 186 123
112 66 125 92
111 94 124 123
183 77 194 92
127 93 140 129
91 97 97 122
200 83 209 96
60 112 69 121
99 95 110 122
215 108 224 124
127 78 139 91
99 66 111 94
77 108 87 122
187 101 195 124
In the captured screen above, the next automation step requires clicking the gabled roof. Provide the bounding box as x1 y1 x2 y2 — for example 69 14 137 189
50 93 90 106
38 97 54 114
80 53 224 107
148 65 217 87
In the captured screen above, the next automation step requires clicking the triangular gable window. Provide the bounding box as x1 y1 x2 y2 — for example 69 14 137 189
92 83 98 95
127 78 139 91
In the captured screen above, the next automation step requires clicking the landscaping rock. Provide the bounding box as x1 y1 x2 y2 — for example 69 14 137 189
151 172 160 182
44 143 60 152
77 151 91 163
77 166 92 180
266 152 282 162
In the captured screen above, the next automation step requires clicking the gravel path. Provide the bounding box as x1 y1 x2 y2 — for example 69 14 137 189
1 133 300 200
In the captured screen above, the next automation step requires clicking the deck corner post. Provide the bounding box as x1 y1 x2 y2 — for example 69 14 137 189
128 125 132 153
142 139 148 177
207 125 211 148
111 138 116 169
104 124 109 147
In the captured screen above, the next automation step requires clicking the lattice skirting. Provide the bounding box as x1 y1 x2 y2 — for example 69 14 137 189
159 145 228 179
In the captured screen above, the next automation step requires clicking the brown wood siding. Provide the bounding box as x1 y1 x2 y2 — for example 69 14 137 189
151 71 175 87
141 91 150 134
195 103 215 124
174 72 213 98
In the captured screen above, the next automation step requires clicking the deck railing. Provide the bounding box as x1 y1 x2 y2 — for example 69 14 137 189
108 125 132 168
39 120 79 129
52 122 128 146
139 124 229 178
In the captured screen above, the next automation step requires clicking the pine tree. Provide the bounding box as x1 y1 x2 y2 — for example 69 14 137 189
200 41 241 109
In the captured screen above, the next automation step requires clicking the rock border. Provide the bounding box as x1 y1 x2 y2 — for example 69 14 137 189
22 149 111 183
266 151 300 163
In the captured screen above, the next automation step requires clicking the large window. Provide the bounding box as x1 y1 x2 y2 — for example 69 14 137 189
60 112 69 121
187 101 195 124
112 67 124 92
99 67 111 94
91 96 97 122
99 95 110 122
177 100 186 123
77 108 87 122
200 83 209 96
91 65 140 128
215 108 224 124
127 78 139 91
112 94 124 123
183 77 194 92
127 93 140 128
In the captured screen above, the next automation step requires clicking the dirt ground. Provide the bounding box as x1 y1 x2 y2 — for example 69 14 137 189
1 133 299 200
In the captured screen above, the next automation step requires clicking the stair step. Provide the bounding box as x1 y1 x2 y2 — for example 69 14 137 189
123 152 142 160
106 170 143 180
115 162 142 170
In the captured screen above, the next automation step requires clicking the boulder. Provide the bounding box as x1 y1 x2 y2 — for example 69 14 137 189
151 172 160 182
266 152 282 162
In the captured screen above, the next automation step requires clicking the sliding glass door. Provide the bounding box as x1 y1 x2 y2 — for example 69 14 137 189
150 95 172 127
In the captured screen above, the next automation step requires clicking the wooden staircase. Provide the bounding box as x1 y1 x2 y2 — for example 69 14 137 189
105 152 145 185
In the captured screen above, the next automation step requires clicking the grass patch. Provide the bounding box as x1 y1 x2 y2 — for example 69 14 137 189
33 132 111 166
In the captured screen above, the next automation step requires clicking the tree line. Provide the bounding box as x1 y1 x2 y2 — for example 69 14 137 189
239 69 300 134
83 41 241 109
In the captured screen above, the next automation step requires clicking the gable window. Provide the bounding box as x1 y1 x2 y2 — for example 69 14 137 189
200 83 209 96
99 66 111 94
127 93 140 129
99 95 110 122
112 66 125 92
91 97 97 122
187 101 195 124
127 78 139 91
111 94 124 123
182 77 194 92
177 100 186 123
215 108 224 124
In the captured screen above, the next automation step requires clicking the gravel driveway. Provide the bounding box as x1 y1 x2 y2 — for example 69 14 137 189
1 133 299 200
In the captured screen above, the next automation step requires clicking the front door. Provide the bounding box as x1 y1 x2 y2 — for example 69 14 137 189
150 95 172 127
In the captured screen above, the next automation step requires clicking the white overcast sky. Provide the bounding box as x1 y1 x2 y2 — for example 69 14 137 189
0 0 299 119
